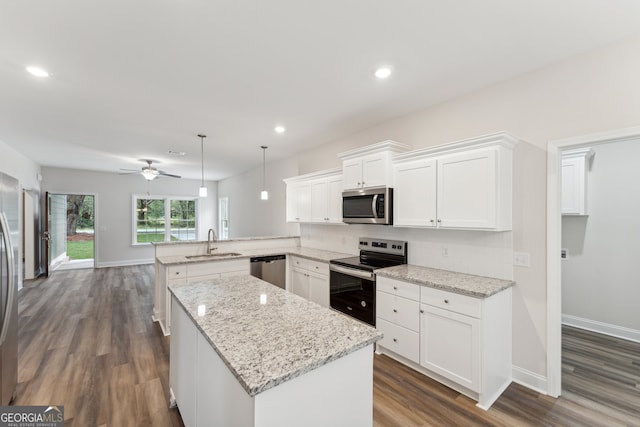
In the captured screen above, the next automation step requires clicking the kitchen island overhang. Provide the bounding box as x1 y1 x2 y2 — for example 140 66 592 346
169 275 382 427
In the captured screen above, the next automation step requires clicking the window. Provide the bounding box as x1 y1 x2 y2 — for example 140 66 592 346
133 195 197 244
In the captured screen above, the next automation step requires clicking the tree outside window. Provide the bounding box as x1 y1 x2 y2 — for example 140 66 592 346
134 196 197 244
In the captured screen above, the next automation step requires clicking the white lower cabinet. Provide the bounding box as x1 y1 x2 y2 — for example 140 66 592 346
289 256 330 308
376 279 420 364
376 276 512 409
170 298 197 427
420 303 480 392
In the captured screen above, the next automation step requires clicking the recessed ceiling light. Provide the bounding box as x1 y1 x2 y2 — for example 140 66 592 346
374 67 392 80
26 66 49 77
274 126 286 134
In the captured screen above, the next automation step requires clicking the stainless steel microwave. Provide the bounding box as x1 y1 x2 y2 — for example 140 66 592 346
342 187 393 225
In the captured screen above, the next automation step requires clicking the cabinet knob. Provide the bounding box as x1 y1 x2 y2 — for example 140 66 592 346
420 309 424 314
392 338 397 343
444 299 449 304
437 219 442 223
430 219 435 223
393 309 397 313
393 286 397 290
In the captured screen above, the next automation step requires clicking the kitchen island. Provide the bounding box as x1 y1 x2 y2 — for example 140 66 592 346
169 275 382 427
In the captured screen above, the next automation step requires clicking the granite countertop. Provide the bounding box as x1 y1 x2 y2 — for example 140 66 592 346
169 275 382 396
156 246 353 266
375 264 514 298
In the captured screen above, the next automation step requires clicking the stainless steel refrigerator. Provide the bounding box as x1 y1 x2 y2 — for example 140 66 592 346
0 171 18 405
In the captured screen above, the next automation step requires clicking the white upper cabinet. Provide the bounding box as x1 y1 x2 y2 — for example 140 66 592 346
285 169 343 224
285 181 312 223
393 159 437 227
393 132 518 231
437 148 497 229
561 148 594 216
339 140 411 190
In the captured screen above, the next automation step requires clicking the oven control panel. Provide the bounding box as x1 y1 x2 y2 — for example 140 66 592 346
358 238 407 256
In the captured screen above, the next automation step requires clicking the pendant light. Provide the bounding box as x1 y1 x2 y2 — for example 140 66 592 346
260 145 269 200
198 134 207 197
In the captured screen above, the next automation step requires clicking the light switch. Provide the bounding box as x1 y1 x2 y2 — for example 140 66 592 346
513 252 530 267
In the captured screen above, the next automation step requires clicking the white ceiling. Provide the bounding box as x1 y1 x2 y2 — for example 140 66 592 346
2 0 640 181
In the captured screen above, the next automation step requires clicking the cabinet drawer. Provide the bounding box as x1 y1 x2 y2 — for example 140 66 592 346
420 286 481 318
306 259 328 275
168 265 187 279
290 256 308 270
290 256 328 275
376 292 420 331
187 259 248 277
377 276 420 301
376 318 420 364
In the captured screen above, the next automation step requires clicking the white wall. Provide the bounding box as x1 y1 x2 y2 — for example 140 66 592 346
41 167 217 267
217 157 299 238
562 140 640 337
1 139 42 289
302 224 513 280
0 140 42 191
219 33 640 387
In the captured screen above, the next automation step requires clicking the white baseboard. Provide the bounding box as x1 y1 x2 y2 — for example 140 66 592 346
511 366 548 395
95 258 155 268
562 314 640 343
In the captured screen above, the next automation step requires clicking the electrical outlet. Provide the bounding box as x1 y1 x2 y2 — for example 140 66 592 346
442 247 449 257
561 248 568 260
513 252 530 267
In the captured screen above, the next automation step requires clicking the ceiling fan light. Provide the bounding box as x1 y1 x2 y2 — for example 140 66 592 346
142 169 159 180
199 186 208 198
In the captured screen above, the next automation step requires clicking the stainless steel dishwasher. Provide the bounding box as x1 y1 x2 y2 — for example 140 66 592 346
250 255 286 289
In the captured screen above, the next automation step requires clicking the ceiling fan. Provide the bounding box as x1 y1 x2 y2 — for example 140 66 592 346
120 159 181 181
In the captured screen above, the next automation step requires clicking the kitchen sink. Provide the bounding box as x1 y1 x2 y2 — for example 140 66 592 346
186 252 243 260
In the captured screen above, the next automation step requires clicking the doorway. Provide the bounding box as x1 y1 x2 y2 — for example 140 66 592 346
46 193 96 272
546 125 640 396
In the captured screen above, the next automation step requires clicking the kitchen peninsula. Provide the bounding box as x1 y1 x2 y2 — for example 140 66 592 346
169 275 382 427
153 236 352 335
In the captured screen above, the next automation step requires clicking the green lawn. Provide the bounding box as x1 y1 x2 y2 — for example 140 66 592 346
136 233 179 243
67 240 94 260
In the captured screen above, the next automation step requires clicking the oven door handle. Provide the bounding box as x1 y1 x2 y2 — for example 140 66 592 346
330 264 375 281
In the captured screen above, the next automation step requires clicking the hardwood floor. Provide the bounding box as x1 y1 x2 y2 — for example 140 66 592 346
16 266 640 426
373 326 640 427
17 265 184 427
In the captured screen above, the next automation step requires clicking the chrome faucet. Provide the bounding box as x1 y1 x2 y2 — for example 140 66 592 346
207 228 218 254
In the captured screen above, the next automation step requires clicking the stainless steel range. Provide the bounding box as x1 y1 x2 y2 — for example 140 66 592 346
329 238 407 326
